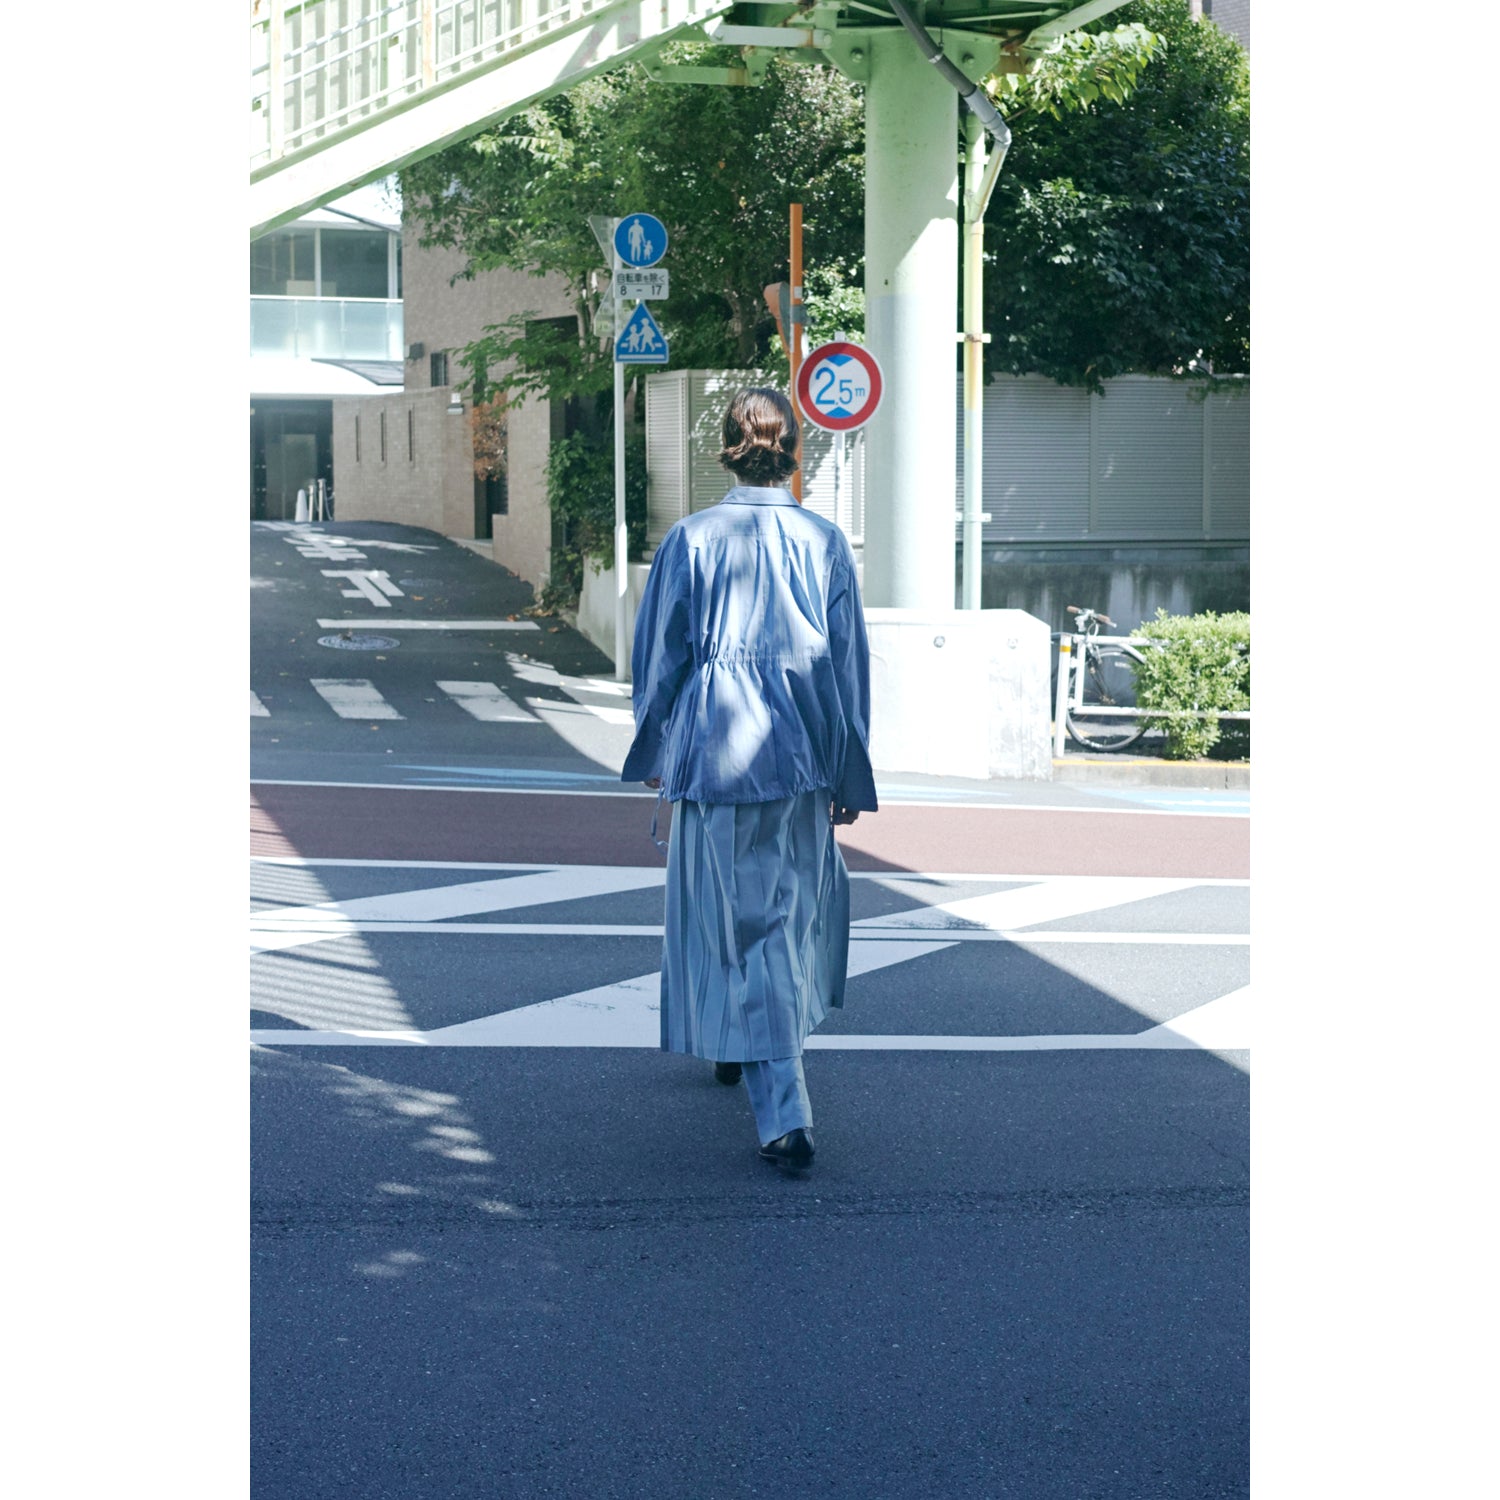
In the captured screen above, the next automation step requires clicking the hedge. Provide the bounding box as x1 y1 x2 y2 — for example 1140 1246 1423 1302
1129 609 1250 761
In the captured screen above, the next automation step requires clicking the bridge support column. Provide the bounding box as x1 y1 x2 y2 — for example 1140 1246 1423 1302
861 30 958 610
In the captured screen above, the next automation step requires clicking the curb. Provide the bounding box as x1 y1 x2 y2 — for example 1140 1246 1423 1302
1052 757 1249 790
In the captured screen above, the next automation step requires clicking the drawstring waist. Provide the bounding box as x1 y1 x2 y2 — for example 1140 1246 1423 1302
650 787 669 852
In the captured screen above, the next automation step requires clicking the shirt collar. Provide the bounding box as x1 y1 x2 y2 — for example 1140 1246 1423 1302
721 485 798 507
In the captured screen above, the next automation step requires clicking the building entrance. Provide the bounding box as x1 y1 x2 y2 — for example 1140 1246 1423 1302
251 400 333 519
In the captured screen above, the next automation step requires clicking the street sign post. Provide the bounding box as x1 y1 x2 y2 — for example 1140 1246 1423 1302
613 213 668 269
795 341 884 433
595 211 671 677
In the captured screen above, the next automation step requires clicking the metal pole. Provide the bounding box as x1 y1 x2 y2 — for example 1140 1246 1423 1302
833 428 844 535
789 203 805 504
613 230 628 681
962 117 984 610
1053 634 1071 758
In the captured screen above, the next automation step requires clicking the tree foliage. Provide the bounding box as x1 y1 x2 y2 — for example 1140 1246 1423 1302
400 50 865 415
983 0 1250 390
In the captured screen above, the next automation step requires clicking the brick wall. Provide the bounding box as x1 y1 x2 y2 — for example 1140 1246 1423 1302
331 388 473 537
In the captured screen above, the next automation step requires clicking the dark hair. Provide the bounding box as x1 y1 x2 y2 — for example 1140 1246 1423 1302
719 388 800 485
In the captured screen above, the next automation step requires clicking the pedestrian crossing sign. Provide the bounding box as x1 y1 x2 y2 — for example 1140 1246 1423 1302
615 302 669 365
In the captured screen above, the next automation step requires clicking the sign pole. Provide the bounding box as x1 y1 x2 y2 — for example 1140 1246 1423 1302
613 231 628 681
603 210 669 681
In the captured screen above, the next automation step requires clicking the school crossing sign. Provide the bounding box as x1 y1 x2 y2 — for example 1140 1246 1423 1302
615 302 669 365
795 341 884 432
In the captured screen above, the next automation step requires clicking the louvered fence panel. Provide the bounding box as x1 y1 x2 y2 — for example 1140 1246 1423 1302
1207 382 1250 540
644 371 688 553
1091 376 1205 538
973 376 1092 541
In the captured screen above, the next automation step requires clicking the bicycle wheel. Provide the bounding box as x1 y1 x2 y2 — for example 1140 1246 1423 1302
1067 643 1148 752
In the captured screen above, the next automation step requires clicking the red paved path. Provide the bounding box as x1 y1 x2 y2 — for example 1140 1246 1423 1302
252 784 1248 879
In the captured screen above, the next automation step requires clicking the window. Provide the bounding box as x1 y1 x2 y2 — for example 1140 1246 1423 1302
251 228 315 295
430 351 449 387
355 415 361 462
408 407 415 463
379 410 387 463
319 228 390 299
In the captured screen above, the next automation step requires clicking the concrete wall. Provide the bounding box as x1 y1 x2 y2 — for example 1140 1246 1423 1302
577 557 653 666
331 387 473 535
490 390 557 591
974 543 1250 637
865 609 1054 782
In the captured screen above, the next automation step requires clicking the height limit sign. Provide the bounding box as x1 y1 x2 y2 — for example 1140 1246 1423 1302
795 341 883 432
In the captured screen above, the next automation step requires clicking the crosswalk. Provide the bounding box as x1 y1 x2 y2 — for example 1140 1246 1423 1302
255 659 634 729
248 858 1252 1055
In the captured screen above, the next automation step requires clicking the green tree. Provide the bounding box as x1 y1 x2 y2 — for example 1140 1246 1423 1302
983 0 1250 389
401 50 864 411
401 50 864 600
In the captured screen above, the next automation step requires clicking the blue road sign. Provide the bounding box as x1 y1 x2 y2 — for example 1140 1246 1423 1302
614 213 668 269
615 302 669 364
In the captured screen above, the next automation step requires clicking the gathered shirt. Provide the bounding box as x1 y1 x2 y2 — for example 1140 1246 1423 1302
621 485 878 810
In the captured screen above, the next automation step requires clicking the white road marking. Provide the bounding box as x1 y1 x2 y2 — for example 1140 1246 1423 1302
314 619 541 631
250 691 270 717
860 876 1199 933
526 698 635 728
508 653 638 728
248 855 1247 888
244 920 1245 946
251 865 666 953
436 681 537 723
321 569 404 607
578 704 634 726
248 775 1241 817
288 535 364 561
309 679 403 722
247 862 1250 1054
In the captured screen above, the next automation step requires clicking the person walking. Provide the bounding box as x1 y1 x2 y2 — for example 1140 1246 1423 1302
622 388 877 1169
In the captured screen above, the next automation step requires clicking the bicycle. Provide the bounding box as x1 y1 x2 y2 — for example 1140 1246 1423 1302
1055 605 1149 753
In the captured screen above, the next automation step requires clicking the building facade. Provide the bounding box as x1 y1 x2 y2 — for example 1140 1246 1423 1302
249 182 404 519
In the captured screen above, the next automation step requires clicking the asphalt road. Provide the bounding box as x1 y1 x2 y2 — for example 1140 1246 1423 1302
251 522 1249 1498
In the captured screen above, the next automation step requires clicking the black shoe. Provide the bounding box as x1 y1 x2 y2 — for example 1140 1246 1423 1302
713 1061 742 1086
758 1128 815 1168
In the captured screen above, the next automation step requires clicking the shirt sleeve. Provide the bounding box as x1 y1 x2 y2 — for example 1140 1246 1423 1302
828 535 879 812
620 529 694 785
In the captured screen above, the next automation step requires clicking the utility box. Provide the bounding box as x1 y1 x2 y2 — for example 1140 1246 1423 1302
865 608 1053 782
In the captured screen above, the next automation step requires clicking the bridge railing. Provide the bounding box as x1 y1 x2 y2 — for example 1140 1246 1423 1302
251 0 611 172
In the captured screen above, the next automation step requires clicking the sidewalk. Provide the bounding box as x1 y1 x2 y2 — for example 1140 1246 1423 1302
1052 748 1250 790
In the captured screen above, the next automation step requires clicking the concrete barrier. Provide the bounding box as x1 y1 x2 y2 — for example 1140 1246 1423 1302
577 556 652 667
865 608 1053 782
582 567 1053 783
